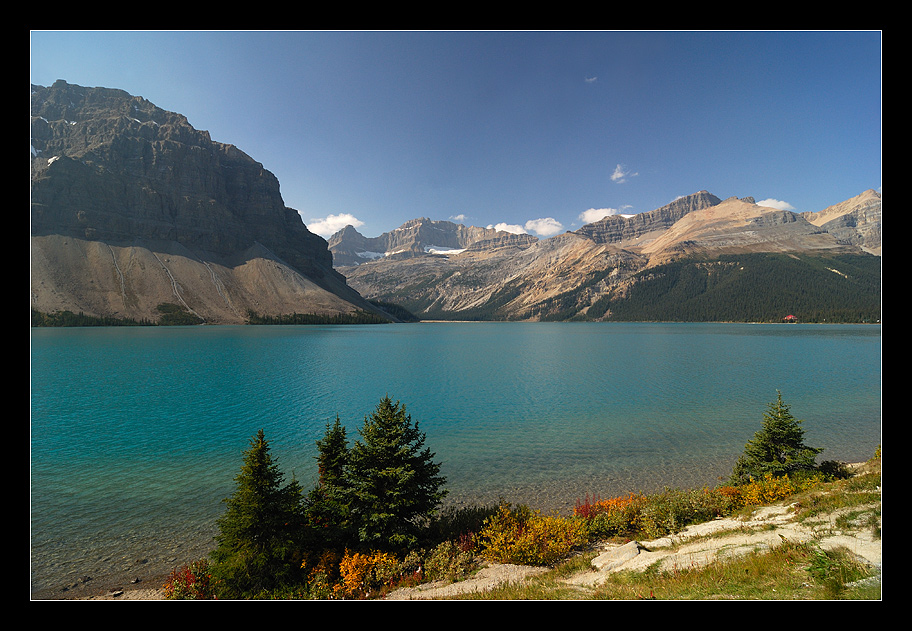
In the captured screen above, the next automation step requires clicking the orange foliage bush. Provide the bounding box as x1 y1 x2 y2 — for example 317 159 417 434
335 550 400 599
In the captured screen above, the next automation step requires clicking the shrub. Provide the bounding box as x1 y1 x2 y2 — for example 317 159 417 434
424 540 478 582
637 488 702 539
577 493 645 538
163 559 216 600
300 549 343 598
335 550 401 599
816 460 852 481
476 503 588 566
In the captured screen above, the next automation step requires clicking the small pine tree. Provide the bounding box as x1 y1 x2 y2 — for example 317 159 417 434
210 429 305 597
315 415 348 489
345 396 447 551
305 416 352 549
730 391 823 485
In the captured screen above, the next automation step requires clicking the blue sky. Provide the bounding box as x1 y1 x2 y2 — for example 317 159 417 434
30 30 882 239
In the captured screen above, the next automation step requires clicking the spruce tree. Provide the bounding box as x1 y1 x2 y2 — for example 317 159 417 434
346 396 447 551
315 415 348 489
210 429 304 597
730 392 823 484
305 416 351 549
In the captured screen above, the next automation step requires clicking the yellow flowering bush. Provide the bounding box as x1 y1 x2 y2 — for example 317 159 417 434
476 503 588 566
718 473 824 510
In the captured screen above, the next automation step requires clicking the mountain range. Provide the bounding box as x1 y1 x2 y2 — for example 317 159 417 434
30 81 881 326
333 189 881 322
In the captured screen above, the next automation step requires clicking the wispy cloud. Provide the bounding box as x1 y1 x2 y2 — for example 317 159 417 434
584 76 597 83
450 214 467 222
611 164 637 183
755 198 796 211
306 212 364 238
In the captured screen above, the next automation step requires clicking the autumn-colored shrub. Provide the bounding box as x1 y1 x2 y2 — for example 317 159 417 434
476 503 588 566
335 550 401 599
576 493 645 538
300 549 343 599
163 559 216 600
715 473 823 511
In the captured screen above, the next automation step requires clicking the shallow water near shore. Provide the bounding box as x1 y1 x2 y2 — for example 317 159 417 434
30 322 881 597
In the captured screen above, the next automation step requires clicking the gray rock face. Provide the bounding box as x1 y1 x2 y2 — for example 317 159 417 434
800 189 882 255
328 218 538 267
30 80 374 323
31 80 335 280
574 191 723 245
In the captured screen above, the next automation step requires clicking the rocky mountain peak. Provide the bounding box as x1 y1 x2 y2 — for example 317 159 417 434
31 81 377 324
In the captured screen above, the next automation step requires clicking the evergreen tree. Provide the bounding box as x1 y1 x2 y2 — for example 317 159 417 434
210 429 305 597
315 415 348 488
345 397 447 551
730 392 824 485
305 416 351 549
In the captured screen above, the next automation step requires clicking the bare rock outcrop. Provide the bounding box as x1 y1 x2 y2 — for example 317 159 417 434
329 218 537 267
573 190 723 246
801 189 882 255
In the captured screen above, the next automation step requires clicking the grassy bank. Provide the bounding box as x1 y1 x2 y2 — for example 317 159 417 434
442 454 882 601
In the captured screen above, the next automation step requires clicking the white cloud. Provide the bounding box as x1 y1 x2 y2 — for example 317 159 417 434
579 208 619 224
306 213 364 238
450 214 467 222
487 218 565 237
524 217 564 237
611 164 637 183
755 198 796 211
487 222 528 235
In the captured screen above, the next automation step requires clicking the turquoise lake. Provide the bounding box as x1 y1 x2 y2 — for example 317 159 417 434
29 322 881 596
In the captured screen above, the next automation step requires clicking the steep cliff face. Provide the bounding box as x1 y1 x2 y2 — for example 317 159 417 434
573 190 723 246
30 80 377 324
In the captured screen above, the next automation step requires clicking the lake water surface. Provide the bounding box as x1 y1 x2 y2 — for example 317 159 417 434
30 322 881 596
